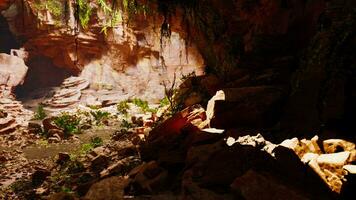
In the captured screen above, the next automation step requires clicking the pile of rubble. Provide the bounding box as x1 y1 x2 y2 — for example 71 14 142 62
281 136 356 193
0 88 33 135
0 53 33 134
43 76 89 111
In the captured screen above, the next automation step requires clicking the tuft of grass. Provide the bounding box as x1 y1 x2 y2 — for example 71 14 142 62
159 96 170 107
78 136 103 155
34 105 47 120
90 110 110 125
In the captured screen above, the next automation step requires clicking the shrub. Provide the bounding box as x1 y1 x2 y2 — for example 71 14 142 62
34 105 47 120
90 110 110 125
54 112 81 137
132 98 156 113
117 100 130 115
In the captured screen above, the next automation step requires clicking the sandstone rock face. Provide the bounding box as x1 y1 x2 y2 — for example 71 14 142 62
43 76 89 111
84 176 128 200
0 53 28 88
1 0 205 101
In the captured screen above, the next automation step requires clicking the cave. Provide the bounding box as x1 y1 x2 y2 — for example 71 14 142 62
15 55 74 99
0 0 355 199
0 15 19 53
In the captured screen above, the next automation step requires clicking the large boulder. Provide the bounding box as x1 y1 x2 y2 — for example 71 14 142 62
0 53 28 88
209 86 286 128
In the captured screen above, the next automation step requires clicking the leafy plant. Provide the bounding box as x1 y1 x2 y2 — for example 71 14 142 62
132 98 149 111
121 119 134 129
77 0 92 29
97 0 112 14
34 105 47 120
33 0 63 18
90 110 110 125
54 112 81 137
90 136 103 147
78 136 103 155
131 98 156 113
117 100 130 115
159 96 170 107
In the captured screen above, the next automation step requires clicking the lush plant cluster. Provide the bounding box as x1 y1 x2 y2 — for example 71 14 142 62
90 110 111 125
53 112 81 137
117 100 130 115
116 98 157 114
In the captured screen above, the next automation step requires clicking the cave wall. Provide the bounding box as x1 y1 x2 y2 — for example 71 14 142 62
0 0 205 100
161 0 356 136
0 15 19 53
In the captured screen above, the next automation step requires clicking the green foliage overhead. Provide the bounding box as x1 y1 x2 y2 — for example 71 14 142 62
77 0 93 29
34 0 63 18
97 0 112 14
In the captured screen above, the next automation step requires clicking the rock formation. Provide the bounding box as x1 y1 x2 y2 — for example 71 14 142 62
1 0 205 101
0 53 32 134
43 76 89 111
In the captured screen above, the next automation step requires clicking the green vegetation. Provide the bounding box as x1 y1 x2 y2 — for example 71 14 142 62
34 0 63 18
81 136 103 154
159 96 170 107
88 105 101 110
97 0 112 14
123 0 150 18
121 119 134 129
33 105 47 120
132 98 149 112
77 0 93 29
90 110 110 125
117 100 130 115
54 112 81 137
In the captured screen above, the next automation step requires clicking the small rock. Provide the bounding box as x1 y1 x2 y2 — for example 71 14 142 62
343 165 356 174
48 129 64 138
49 192 77 200
48 134 61 143
91 155 109 172
84 176 128 200
32 168 50 186
0 155 7 162
127 161 168 194
42 117 60 133
317 151 350 166
280 137 299 150
231 170 308 200
323 139 355 154
56 153 70 165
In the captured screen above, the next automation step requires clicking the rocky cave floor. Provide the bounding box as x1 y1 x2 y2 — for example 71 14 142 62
0 76 356 200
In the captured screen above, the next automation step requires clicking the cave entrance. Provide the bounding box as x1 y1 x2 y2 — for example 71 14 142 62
15 55 74 101
0 14 19 53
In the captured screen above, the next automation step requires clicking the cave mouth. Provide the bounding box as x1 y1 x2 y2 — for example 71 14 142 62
0 14 19 53
15 55 74 100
